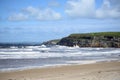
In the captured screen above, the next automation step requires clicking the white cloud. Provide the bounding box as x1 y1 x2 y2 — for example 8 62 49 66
23 6 61 20
8 6 61 21
37 8 61 20
23 6 39 16
65 0 120 19
109 0 120 8
8 13 28 21
96 0 120 18
65 0 95 18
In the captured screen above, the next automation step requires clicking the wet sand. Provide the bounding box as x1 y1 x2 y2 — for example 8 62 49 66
0 61 120 80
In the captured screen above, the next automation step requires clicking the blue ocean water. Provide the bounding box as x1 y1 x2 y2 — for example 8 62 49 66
0 45 120 71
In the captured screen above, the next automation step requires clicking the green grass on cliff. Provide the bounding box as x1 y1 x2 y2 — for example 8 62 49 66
69 32 120 37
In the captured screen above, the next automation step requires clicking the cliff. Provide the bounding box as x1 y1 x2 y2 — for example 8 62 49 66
41 39 60 46
57 32 120 48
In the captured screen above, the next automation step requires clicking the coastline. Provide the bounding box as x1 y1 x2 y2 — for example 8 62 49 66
0 61 120 80
0 59 118 72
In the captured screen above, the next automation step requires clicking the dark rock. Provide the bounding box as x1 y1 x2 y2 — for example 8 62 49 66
57 32 120 48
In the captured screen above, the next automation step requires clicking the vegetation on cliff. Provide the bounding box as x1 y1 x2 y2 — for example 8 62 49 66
57 32 120 48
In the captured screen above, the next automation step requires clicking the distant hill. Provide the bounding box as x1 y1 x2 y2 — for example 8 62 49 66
57 32 120 48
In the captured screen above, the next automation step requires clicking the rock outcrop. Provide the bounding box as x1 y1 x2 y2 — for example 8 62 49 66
41 39 60 46
57 32 120 48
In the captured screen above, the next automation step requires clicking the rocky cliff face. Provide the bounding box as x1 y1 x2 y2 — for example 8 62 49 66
57 32 120 48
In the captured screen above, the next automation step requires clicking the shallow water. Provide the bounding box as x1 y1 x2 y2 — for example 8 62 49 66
0 45 120 71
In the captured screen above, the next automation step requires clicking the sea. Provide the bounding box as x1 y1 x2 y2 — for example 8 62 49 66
0 44 120 72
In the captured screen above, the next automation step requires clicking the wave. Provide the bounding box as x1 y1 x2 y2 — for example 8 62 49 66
0 45 120 71
0 45 120 59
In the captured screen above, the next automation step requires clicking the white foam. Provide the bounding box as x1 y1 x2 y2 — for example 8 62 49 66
0 46 120 59
66 60 97 64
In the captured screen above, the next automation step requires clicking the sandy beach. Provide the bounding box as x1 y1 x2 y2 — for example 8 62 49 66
0 61 120 80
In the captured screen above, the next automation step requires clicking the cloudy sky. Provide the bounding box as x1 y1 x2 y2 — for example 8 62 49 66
0 0 120 43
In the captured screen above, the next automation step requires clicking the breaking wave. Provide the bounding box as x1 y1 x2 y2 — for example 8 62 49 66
0 45 120 71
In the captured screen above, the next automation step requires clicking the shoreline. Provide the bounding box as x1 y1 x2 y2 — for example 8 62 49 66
0 61 120 80
0 59 119 73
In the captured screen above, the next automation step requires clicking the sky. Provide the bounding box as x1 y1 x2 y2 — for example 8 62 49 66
0 0 120 43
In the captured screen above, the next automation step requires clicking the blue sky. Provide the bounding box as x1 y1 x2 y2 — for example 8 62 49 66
0 0 120 43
